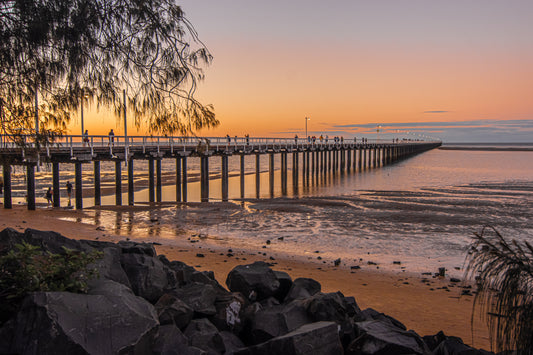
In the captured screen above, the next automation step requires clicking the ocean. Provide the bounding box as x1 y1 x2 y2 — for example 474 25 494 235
4 143 532 277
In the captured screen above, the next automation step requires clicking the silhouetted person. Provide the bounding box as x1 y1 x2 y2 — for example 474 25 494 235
108 129 115 146
66 181 73 207
45 187 53 207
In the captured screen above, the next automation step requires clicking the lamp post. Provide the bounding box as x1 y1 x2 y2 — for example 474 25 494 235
377 125 381 143
305 116 310 137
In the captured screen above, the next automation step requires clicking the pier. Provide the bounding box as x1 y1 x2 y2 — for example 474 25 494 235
0 135 441 210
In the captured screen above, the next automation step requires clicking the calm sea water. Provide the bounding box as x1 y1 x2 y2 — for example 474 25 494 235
5 144 533 277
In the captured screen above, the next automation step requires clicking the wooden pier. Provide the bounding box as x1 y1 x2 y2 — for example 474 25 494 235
0 135 441 210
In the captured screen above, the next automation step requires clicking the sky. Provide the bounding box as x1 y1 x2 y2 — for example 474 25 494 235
80 0 533 143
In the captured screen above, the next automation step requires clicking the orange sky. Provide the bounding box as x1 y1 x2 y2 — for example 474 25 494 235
74 1 533 142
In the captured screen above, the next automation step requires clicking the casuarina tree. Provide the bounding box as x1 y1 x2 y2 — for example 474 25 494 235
465 226 533 354
0 0 218 144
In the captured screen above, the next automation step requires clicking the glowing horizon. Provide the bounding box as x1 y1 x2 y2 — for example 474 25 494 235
69 1 533 143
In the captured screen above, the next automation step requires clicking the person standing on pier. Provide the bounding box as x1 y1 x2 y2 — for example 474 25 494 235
108 129 115 147
66 181 73 206
83 130 89 147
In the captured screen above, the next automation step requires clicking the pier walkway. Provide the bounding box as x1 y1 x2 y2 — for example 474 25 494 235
0 135 441 210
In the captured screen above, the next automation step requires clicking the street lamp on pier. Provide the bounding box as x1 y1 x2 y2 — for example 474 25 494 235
305 116 310 137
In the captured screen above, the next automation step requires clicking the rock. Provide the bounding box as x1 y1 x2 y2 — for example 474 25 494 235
220 331 246 355
90 247 131 288
164 259 197 285
209 292 247 332
284 278 321 303
248 300 311 344
424 331 492 355
118 240 156 257
196 253 205 258
236 321 343 355
155 293 194 329
121 252 172 303
183 318 225 354
348 318 429 355
334 258 341 266
226 262 280 302
350 265 361 270
151 324 202 355
360 308 407 330
273 270 293 302
172 282 218 317
0 280 158 355
0 228 87 254
450 278 461 283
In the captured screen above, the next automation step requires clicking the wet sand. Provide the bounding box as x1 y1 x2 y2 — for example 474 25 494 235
0 204 492 350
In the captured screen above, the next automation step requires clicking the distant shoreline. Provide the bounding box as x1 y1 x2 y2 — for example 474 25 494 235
439 146 533 151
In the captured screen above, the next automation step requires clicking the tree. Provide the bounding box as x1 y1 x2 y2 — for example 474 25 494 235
0 0 218 144
465 226 533 354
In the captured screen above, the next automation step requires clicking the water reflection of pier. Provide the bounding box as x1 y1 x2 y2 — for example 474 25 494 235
0 135 441 210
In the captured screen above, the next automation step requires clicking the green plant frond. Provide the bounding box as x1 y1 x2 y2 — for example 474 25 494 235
465 226 533 354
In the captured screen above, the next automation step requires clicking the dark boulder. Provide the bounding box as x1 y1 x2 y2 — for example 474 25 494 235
0 280 158 355
183 318 225 355
248 299 311 344
347 318 430 355
226 262 280 302
121 252 173 303
0 228 87 254
273 270 293 301
90 246 131 287
155 293 194 329
361 308 407 330
220 331 246 355
172 282 218 317
118 240 156 256
236 321 343 355
284 278 321 303
152 324 206 355
424 331 493 355
209 292 247 332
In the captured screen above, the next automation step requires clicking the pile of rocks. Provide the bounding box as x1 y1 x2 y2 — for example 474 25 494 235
0 228 493 354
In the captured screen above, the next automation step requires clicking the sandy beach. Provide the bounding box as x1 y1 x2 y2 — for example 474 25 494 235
0 204 492 350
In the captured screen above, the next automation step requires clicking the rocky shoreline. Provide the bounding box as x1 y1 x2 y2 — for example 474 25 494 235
0 228 494 354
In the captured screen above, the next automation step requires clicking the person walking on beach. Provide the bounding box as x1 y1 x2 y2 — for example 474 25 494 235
108 129 115 147
45 187 53 207
66 181 73 206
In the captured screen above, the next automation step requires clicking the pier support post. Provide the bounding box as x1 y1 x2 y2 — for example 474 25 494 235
200 156 209 202
156 159 162 202
94 161 101 206
128 159 134 206
115 160 122 206
75 162 83 210
175 157 181 202
2 164 12 209
341 149 346 172
281 152 287 196
358 148 362 171
52 162 60 207
26 164 35 210
222 155 229 201
269 153 274 197
240 154 245 199
306 151 310 182
182 157 188 202
255 153 260 198
328 150 332 172
148 158 155 203
346 148 351 172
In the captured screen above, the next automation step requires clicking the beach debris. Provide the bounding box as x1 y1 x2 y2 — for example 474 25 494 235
277 236 284 241
317 256 322 260
350 265 361 270
150 217 159 222
450 278 461 283
333 258 341 267
96 226 106 231
437 267 446 277
196 253 205 258
227 253 234 257
367 261 377 266
266 240 271 245
314 250 320 253
392 261 401 265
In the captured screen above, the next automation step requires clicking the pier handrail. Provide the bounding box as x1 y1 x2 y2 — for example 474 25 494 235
0 134 441 150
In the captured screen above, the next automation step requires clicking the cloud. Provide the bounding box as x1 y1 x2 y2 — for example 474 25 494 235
423 110 450 113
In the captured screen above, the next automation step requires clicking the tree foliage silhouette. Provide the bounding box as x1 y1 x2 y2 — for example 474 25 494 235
0 0 217 142
465 226 533 354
